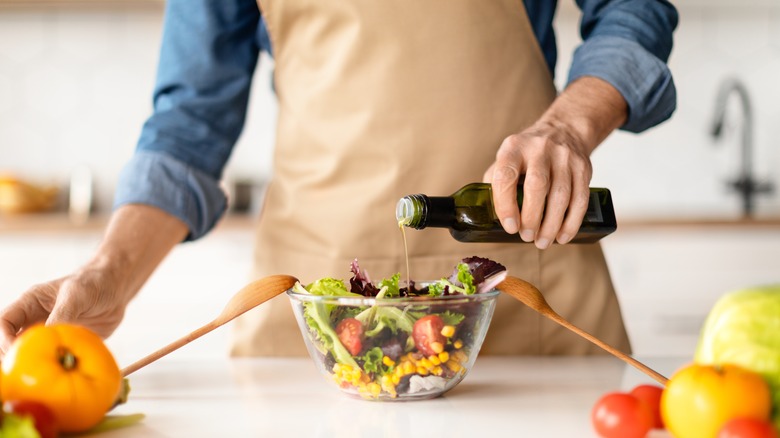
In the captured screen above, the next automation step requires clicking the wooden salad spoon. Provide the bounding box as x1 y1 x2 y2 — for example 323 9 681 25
121 274 298 377
498 276 668 385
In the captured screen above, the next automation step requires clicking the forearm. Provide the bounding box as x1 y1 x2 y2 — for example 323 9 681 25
572 0 678 132
88 204 188 304
534 76 627 155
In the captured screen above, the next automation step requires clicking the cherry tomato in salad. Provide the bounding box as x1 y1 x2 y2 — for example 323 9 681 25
718 418 779 438
629 384 664 429
591 392 653 438
412 315 446 357
3 400 59 438
335 318 364 356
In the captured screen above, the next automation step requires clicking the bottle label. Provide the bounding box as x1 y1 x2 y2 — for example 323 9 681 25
584 192 604 224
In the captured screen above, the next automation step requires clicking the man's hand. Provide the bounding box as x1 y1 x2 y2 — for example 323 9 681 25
484 76 627 249
0 266 129 354
0 204 188 356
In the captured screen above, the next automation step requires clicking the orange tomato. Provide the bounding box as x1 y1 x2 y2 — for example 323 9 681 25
661 363 772 438
0 323 121 433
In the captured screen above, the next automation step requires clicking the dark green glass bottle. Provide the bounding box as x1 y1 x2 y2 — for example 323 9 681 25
395 182 616 243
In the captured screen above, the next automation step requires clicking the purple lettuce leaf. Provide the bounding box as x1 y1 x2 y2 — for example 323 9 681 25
448 256 507 294
349 259 381 297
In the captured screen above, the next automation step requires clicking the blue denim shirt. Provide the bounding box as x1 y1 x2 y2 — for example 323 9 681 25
115 0 678 241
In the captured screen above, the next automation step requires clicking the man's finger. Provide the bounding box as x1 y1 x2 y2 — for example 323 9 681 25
491 137 525 235
518 167 550 242
0 290 52 355
536 168 572 249
557 175 591 244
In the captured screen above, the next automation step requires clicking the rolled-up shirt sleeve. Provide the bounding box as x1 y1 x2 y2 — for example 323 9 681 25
114 0 261 240
568 0 679 133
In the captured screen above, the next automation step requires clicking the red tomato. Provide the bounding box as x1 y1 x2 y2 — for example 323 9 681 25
412 315 445 356
630 384 664 429
592 392 653 438
335 318 364 356
4 400 59 438
718 418 779 438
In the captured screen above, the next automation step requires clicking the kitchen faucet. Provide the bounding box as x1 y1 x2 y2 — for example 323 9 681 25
710 77 773 217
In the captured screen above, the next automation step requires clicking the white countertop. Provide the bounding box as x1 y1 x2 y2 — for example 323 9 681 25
96 356 687 438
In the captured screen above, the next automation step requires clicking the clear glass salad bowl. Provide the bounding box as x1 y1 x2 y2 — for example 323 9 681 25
287 288 500 401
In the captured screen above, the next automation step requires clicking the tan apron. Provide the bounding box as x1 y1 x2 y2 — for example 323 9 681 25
231 0 631 356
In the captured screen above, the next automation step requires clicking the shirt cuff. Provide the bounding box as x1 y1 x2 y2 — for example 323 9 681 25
113 150 228 241
568 35 677 133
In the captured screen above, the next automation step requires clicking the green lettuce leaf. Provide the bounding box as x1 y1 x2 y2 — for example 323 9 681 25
361 347 385 375
305 278 352 297
428 263 476 295
295 281 360 368
378 273 401 298
439 310 465 326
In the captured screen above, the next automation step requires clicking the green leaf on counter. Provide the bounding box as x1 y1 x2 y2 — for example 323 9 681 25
65 413 146 436
0 413 40 438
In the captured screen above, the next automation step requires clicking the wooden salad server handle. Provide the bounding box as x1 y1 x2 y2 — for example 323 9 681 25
498 276 668 385
121 274 298 377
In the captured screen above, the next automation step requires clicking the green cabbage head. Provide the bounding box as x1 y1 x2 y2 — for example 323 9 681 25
695 286 780 428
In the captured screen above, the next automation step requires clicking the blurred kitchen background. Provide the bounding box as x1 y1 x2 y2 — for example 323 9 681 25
1 0 779 366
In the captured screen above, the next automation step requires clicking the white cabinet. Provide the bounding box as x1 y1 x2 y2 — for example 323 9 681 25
602 224 780 358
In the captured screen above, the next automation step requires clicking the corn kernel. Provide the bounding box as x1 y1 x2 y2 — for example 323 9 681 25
441 325 456 338
453 339 463 349
432 366 443 376
446 361 462 373
381 375 392 386
438 351 449 363
420 358 433 369
428 355 441 365
431 342 444 354
403 362 415 375
368 383 381 396
391 374 401 385
333 363 343 373
382 356 396 367
416 366 429 376
453 350 468 363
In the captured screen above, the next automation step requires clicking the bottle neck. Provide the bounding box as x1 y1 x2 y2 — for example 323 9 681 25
396 194 455 229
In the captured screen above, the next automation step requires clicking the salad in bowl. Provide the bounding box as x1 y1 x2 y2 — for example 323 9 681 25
287 256 506 401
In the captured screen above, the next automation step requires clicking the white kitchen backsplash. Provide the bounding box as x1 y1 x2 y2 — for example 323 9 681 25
0 4 277 212
1 2 779 218
556 2 780 219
